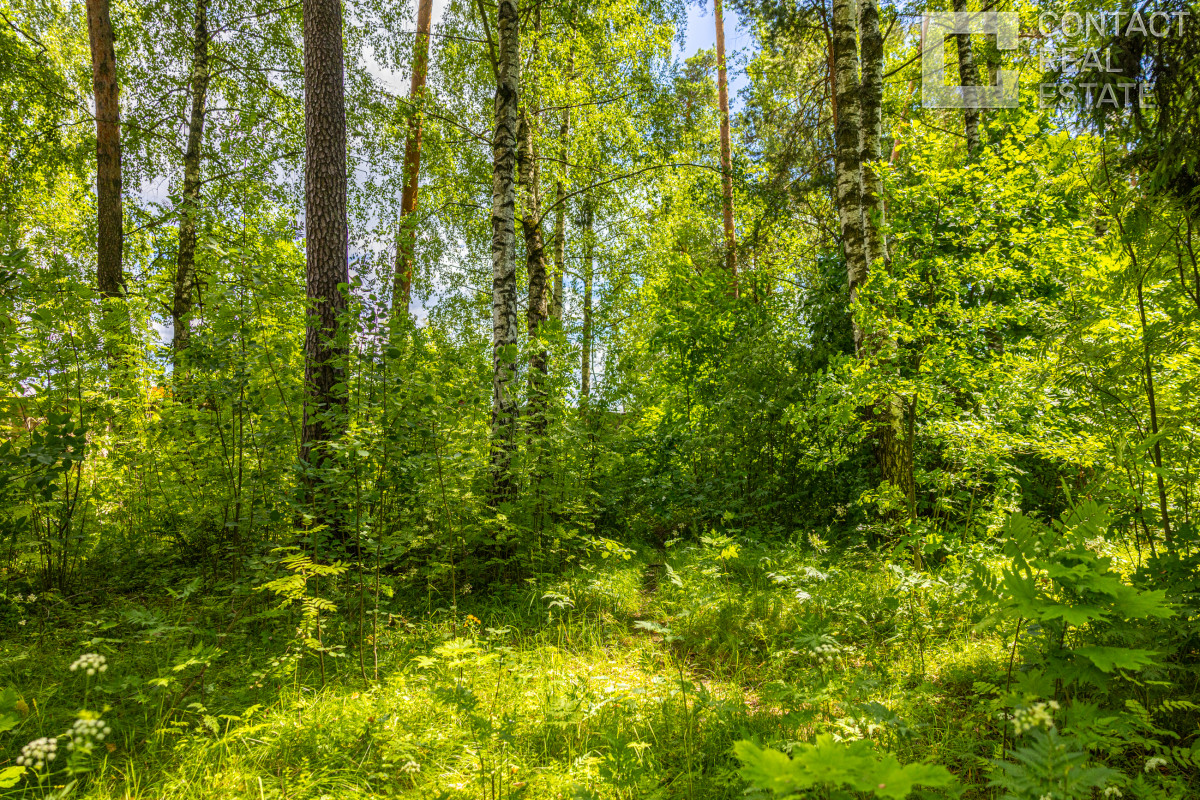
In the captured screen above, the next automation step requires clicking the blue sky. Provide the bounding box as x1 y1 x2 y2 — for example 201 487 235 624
680 0 753 107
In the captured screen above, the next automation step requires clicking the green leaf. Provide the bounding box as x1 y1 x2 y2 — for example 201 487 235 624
1074 646 1160 673
0 766 26 789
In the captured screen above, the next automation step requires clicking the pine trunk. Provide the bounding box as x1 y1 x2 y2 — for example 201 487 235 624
300 0 350 470
489 0 520 498
173 0 209 365
86 0 127 356
391 0 435 319
714 0 737 293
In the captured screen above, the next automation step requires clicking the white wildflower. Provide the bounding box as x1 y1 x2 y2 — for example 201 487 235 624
1103 787 1123 798
17 737 58 771
66 717 111 756
1144 756 1167 773
1012 702 1058 735
69 653 108 676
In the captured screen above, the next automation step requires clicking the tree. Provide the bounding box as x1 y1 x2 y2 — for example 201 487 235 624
300 0 350 478
391 0 435 320
830 0 914 511
519 106 549 429
551 90 570 320
580 199 594 400
714 0 737 293
859 0 884 267
85 0 126 355
172 0 210 365
829 0 865 349
489 0 520 498
952 0 980 156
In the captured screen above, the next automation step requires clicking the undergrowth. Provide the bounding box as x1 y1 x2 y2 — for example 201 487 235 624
2 510 1198 798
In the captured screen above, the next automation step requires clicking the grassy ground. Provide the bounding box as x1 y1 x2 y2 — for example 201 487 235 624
0 534 1178 798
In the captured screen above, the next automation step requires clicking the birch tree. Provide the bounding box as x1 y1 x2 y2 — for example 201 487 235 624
952 0 981 155
830 0 914 511
489 0 520 497
171 0 209 365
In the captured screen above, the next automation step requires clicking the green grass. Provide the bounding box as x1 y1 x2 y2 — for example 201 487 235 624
1 536 1195 799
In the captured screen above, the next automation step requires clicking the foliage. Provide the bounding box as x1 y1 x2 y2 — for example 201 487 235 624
735 735 955 799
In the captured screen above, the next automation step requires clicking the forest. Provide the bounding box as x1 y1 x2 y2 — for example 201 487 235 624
2 0 1200 795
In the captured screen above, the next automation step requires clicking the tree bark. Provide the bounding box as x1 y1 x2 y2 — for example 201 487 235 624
580 200 594 401
85 0 126 355
1137 277 1173 545
859 0 885 269
391 0 435 319
832 0 915 515
519 107 549 430
714 0 737 293
551 107 569 321
300 0 350 470
952 0 980 155
489 0 520 498
831 0 866 353
173 0 209 366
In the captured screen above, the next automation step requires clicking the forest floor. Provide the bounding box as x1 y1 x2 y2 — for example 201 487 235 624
0 536 1059 798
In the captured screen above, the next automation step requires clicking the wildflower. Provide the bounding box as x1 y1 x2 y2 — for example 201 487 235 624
1012 702 1058 735
66 717 111 756
69 653 108 676
1103 788 1123 798
1144 756 1167 772
400 760 420 773
17 737 58 771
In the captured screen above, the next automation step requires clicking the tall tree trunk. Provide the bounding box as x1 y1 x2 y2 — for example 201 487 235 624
858 0 884 269
86 0 126 356
832 0 915 515
580 200 594 401
391 0 435 319
830 0 865 352
713 0 737 293
1137 276 1173 545
519 107 549 430
300 0 350 474
952 0 980 155
551 108 569 321
172 0 209 366
489 0 520 498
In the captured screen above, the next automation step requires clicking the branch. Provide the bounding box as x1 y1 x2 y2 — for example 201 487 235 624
537 162 722 225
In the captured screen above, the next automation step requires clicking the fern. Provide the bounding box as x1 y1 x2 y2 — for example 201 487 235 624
735 735 955 798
